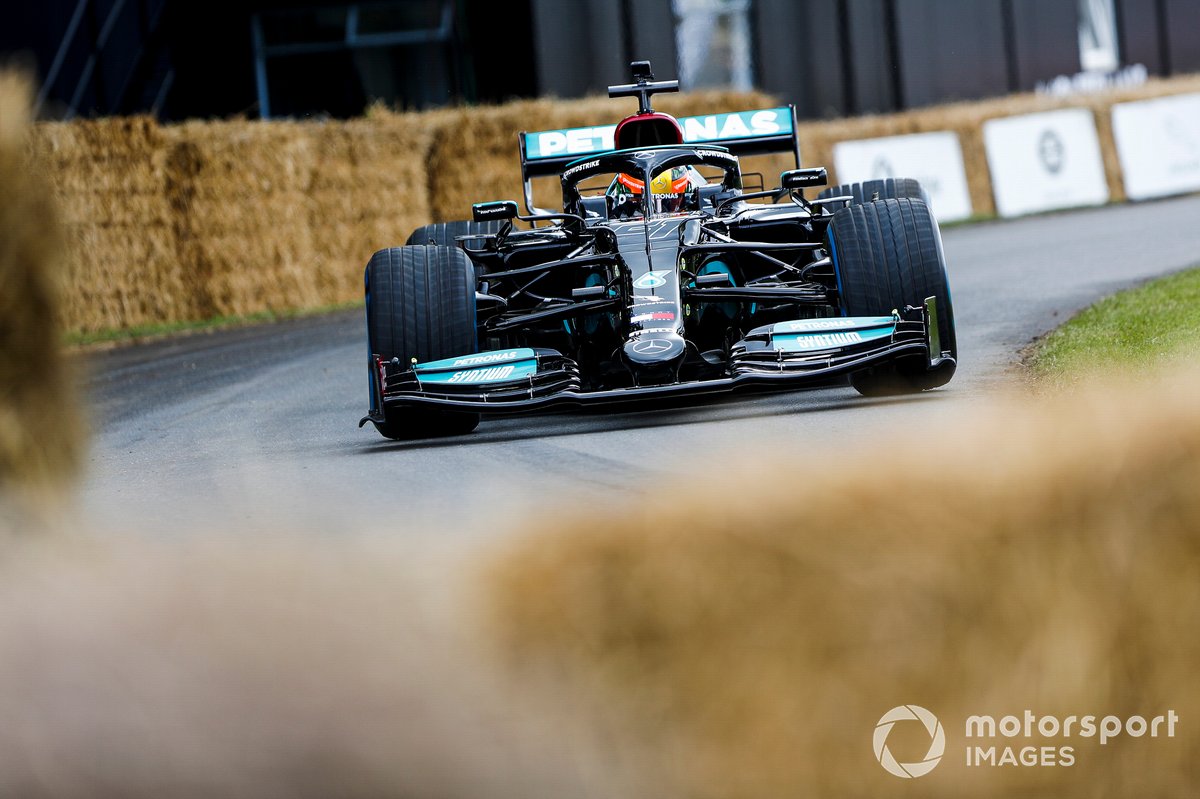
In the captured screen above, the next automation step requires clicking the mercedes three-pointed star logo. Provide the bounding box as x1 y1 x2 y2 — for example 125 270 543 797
632 338 673 355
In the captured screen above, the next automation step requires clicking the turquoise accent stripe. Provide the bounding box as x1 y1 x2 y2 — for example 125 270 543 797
773 324 893 353
414 348 537 373
416 359 538 386
415 348 538 386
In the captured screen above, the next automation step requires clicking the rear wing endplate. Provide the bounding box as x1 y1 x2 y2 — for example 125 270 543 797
517 105 801 213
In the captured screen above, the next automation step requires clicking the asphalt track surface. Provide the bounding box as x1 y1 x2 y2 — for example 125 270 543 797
79 196 1200 535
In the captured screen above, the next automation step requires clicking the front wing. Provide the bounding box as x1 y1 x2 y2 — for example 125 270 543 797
360 299 952 423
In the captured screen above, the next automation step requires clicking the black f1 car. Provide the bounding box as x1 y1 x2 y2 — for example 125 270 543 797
360 61 956 438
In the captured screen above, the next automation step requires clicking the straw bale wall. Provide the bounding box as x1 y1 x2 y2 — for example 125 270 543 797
30 75 1200 336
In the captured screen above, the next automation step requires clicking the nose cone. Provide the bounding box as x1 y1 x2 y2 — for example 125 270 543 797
623 333 686 380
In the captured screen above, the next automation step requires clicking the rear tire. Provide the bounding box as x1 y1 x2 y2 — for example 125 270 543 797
365 246 481 438
405 220 503 247
817 178 929 208
827 198 957 396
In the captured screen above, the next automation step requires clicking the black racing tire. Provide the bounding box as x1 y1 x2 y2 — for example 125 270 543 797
365 245 481 438
817 177 929 208
405 219 503 247
827 198 957 396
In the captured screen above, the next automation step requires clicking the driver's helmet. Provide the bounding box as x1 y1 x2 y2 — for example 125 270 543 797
606 166 706 218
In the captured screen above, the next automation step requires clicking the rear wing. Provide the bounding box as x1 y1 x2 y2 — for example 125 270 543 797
517 105 801 213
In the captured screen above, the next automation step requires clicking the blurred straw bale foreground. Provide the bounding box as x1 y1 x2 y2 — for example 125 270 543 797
0 366 1196 798
488 365 1200 798
0 72 83 491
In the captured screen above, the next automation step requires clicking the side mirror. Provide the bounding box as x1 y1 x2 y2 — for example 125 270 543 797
781 167 828 190
472 200 518 223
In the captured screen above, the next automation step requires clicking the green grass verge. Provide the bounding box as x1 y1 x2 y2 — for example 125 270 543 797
1030 265 1200 382
66 300 361 348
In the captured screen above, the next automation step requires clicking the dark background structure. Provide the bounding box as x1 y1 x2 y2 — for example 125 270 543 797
2 0 1197 121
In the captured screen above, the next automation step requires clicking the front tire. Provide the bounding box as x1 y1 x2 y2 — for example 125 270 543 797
365 246 481 438
827 198 957 396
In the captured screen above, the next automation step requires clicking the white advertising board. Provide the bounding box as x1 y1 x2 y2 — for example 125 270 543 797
1112 93 1200 201
983 109 1109 217
832 131 973 222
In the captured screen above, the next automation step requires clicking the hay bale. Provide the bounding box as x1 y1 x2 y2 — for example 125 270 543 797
60 223 184 333
31 119 171 224
0 71 84 489
161 121 321 317
31 109 437 334
308 112 438 301
157 114 437 319
487 367 1200 798
31 117 182 334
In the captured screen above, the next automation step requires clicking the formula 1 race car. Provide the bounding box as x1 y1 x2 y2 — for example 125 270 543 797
360 61 956 439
